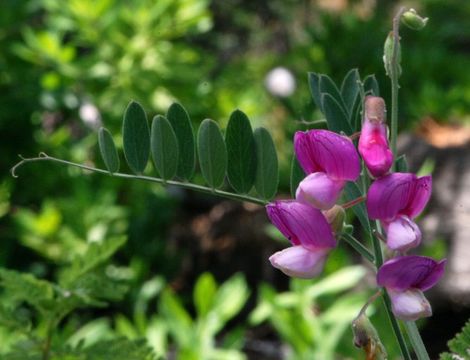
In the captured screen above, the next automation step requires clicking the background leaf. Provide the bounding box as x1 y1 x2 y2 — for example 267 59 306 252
308 72 323 111
166 103 196 180
193 272 217 318
98 127 120 174
319 75 347 112
363 74 380 96
396 154 409 172
225 110 256 194
322 93 353 135
151 115 179 181
197 119 227 189
253 127 278 200
122 101 150 174
340 69 360 116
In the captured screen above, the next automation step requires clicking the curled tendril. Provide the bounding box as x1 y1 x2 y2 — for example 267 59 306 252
10 153 51 178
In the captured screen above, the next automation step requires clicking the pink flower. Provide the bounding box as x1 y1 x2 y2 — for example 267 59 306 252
358 96 393 178
366 173 432 252
377 256 446 321
266 200 336 278
294 130 360 209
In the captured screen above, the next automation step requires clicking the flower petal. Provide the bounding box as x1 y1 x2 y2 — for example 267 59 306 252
296 172 345 210
366 173 416 221
388 289 432 321
385 215 421 252
377 255 446 291
266 200 336 249
294 130 360 181
269 245 329 279
403 175 432 219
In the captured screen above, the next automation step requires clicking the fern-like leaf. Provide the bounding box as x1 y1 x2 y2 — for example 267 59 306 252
440 319 470 360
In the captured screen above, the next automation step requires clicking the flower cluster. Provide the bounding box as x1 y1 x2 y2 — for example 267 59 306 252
267 96 445 321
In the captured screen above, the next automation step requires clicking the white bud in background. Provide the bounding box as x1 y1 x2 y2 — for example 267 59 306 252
79 102 102 129
265 67 296 97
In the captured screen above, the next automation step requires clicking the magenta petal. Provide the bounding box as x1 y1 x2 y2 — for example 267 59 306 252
296 172 345 210
377 255 446 291
385 215 421 252
269 246 329 279
266 200 336 249
403 175 432 219
388 289 432 321
294 130 360 181
309 130 361 181
294 131 321 174
366 173 416 221
358 119 393 178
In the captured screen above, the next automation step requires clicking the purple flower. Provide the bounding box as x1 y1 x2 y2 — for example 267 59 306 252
377 256 446 321
294 130 360 209
266 200 335 278
358 96 393 178
366 173 432 251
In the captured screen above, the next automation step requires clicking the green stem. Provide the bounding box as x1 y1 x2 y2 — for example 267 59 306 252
340 233 374 263
382 292 412 359
11 154 268 206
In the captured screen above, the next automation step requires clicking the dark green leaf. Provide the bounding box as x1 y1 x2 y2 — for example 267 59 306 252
197 119 227 189
98 127 120 174
225 110 256 193
122 101 150 174
308 72 323 111
166 103 196 180
290 155 305 198
351 94 363 132
253 127 278 200
396 154 408 172
319 74 347 112
151 115 179 180
322 93 353 135
363 74 380 96
340 69 360 118
344 182 371 235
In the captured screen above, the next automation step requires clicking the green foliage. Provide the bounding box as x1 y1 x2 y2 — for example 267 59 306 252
253 127 279 200
440 319 470 360
250 266 369 359
197 119 228 189
123 101 151 174
150 115 179 180
290 156 305 198
98 128 120 174
225 110 256 194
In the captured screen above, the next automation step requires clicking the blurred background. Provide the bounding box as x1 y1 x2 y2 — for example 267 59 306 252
1 0 469 358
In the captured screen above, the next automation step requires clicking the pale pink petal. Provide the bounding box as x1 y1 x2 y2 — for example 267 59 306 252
377 255 446 291
266 200 336 250
403 175 432 219
296 172 345 210
385 215 421 252
269 246 329 279
388 289 432 321
366 173 416 221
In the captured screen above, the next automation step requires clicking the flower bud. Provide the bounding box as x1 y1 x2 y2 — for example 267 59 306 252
383 32 402 78
352 312 387 359
323 205 345 234
402 9 428 31
359 97 393 178
296 172 345 210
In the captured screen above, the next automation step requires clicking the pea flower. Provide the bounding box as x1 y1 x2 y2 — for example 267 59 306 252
377 256 446 321
366 173 432 252
267 200 336 278
294 130 360 209
358 96 393 178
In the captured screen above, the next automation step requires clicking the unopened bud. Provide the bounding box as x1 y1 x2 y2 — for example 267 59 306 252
383 32 401 78
323 205 345 233
364 96 386 123
402 9 428 31
352 313 387 360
